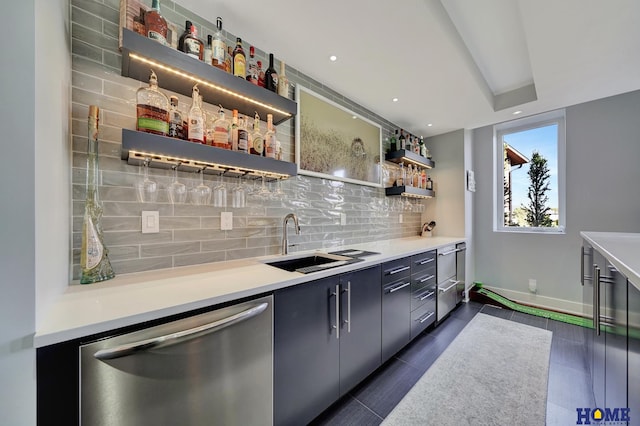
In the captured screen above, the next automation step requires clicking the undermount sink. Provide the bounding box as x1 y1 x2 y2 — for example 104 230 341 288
264 253 363 274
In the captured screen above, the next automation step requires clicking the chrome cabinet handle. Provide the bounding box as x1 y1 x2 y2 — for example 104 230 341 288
580 246 584 286
387 282 410 293
439 280 459 293
415 289 435 301
94 302 268 360
341 281 351 333
386 265 410 275
594 265 601 336
334 284 340 340
419 274 435 283
417 312 435 324
416 258 435 265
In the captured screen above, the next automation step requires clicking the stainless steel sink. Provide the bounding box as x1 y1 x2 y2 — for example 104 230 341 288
263 253 363 274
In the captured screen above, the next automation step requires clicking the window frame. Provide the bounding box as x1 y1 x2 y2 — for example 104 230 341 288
493 109 566 234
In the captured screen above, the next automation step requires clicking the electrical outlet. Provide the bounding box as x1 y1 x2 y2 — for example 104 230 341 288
529 278 537 294
340 213 347 226
141 211 159 234
221 212 233 230
399 214 403 224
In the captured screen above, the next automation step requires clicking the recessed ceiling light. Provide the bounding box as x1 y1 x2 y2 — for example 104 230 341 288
352 115 357 119
427 123 433 127
513 110 522 115
329 55 337 62
392 98 398 102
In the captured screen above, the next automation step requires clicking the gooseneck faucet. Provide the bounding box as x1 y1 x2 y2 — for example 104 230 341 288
282 213 301 255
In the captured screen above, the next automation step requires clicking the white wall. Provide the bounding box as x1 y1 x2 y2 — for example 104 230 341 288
473 90 640 313
0 2 37 424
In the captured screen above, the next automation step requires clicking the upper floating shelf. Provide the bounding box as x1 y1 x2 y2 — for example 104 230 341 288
121 28 297 125
385 149 435 169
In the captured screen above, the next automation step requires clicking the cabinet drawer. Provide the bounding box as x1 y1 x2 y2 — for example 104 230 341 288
381 258 411 284
437 245 457 284
411 251 436 275
411 284 436 311
411 270 436 293
411 299 436 339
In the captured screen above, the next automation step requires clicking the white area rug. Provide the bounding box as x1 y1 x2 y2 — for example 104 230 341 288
382 313 552 426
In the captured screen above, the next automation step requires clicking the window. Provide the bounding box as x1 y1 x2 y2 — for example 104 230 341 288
494 110 565 233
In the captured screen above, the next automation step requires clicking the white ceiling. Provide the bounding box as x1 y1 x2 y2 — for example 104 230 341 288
179 0 640 137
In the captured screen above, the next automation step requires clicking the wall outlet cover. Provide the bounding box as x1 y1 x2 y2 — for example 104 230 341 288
221 212 233 230
141 211 160 234
528 278 537 293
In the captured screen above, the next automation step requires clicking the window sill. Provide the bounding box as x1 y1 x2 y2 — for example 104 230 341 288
495 226 566 235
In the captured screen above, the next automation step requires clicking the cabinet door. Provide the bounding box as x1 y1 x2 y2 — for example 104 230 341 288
628 281 640 422
339 266 382 396
582 242 594 373
274 276 340 426
592 250 606 409
381 276 411 362
604 262 627 411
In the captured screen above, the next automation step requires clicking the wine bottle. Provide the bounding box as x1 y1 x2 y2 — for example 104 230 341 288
232 38 246 78
265 53 278 92
398 129 406 151
81 105 115 284
389 130 398 152
145 0 167 45
211 17 226 70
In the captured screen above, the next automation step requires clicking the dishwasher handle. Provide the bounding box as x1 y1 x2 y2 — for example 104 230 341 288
94 302 269 360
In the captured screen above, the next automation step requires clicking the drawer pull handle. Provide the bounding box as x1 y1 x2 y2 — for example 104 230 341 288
387 282 410 293
419 274 435 283
386 265 410 275
417 312 435 323
439 280 459 293
416 258 434 265
416 290 435 301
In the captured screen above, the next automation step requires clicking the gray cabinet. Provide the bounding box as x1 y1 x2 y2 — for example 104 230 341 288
410 251 437 338
381 258 412 362
274 266 381 426
628 281 640 421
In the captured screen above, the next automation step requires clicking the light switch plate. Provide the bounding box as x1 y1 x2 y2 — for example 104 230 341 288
141 211 159 234
221 212 233 230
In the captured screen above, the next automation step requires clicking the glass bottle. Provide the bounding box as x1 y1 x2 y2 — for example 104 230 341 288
406 164 413 187
389 130 398 152
264 114 276 158
406 134 413 151
136 69 169 136
232 38 246 78
145 0 167 45
257 60 265 87
265 53 278 92
277 61 289 97
212 105 230 149
396 163 404 186
246 46 259 85
204 34 213 65
250 113 264 156
419 136 426 157
179 21 204 61
212 17 226 70
81 105 115 284
224 46 233 73
398 129 406 151
230 109 239 151
426 176 433 191
421 169 427 189
237 115 249 153
187 85 204 143
133 7 146 36
413 165 420 187
168 95 184 139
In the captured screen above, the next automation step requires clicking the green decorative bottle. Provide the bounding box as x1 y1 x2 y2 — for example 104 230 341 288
81 105 115 284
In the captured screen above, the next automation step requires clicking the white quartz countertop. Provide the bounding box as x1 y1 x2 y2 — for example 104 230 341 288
581 232 640 290
35 236 464 347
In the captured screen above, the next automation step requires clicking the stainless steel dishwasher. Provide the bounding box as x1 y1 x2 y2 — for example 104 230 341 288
80 295 273 426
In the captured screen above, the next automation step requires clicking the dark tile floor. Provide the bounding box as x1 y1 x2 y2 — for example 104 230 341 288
310 301 595 426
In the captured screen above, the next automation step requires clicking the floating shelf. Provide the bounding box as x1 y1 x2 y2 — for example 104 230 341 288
385 185 435 199
121 129 297 179
121 28 297 125
385 149 435 169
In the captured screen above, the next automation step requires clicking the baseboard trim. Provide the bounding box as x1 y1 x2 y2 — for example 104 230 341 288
482 286 583 317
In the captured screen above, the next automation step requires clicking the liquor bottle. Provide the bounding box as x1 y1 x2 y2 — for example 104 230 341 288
264 53 278 92
237 115 249 153
246 46 259 85
212 17 226 70
229 109 239 151
133 7 146 36
81 105 115 284
250 113 264 155
136 70 169 136
212 105 230 149
421 169 427 189
396 163 404 186
405 134 413 151
419 136 426 157
257 60 265 87
413 165 420 187
224 46 232 73
204 34 213 65
389 130 398 152
426 176 433 191
187 85 204 143
264 114 276 158
178 21 203 61
277 61 290 97
145 0 167 45
406 164 413 187
232 38 246 78
398 129 406 151
168 96 184 139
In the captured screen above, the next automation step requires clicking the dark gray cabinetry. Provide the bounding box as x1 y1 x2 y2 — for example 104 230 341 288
274 266 381 426
603 261 628 411
410 251 437 338
381 258 412 362
628 281 640 421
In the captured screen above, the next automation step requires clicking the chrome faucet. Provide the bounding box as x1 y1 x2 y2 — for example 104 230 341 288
282 213 301 255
